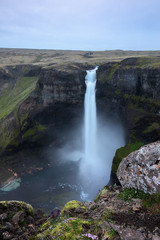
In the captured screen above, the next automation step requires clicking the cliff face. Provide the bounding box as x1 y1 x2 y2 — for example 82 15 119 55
0 65 86 155
0 57 160 165
97 57 160 174
36 67 85 106
97 58 160 101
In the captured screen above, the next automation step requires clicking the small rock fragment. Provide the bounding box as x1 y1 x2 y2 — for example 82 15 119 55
12 211 25 224
2 231 13 240
0 213 7 220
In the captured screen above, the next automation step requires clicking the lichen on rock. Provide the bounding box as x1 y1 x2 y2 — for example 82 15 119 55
117 141 160 194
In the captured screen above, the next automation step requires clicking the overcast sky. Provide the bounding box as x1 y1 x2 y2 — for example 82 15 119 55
0 0 160 50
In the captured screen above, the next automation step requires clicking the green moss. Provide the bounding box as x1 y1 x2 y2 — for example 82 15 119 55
119 188 148 201
142 193 160 211
136 57 160 69
102 208 113 222
118 188 160 212
112 141 144 174
107 229 117 239
0 76 38 120
143 122 159 134
37 217 91 240
0 201 34 215
94 187 109 202
40 219 52 231
106 63 119 82
22 123 46 140
98 63 119 83
60 200 85 215
123 94 160 113
121 57 160 69
0 118 20 152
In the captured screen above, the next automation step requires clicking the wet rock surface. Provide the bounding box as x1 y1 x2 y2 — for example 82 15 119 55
117 141 160 193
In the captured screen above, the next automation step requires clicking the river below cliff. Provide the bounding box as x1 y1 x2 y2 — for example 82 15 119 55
0 160 82 212
0 111 125 213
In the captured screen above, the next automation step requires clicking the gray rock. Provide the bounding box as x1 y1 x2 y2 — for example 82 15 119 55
152 235 160 240
2 222 14 231
27 215 34 224
110 224 146 240
119 227 146 240
117 141 160 193
0 213 7 220
12 211 25 224
2 231 13 240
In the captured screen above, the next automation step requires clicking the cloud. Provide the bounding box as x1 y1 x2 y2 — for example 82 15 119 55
0 0 160 50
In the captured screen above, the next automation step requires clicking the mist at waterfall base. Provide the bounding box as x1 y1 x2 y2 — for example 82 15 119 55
55 67 125 201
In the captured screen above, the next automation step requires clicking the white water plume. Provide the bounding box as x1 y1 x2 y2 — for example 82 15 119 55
84 67 98 166
78 67 125 200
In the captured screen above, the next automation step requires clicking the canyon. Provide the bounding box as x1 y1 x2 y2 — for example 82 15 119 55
0 50 160 170
0 48 160 239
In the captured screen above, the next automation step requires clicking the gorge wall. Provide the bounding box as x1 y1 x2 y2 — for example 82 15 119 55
0 57 160 176
97 57 160 174
0 65 86 156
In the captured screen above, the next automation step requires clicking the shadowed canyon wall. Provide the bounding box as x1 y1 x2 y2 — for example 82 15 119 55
0 57 160 176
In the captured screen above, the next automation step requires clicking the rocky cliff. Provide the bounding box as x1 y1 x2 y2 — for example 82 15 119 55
0 65 86 156
0 56 160 178
97 57 160 174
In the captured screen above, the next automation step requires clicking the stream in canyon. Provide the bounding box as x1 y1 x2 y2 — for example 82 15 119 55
0 68 125 212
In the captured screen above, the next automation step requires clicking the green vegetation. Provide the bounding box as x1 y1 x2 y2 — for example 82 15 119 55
34 199 119 240
98 63 119 83
123 94 160 113
143 122 159 134
0 201 34 215
37 217 92 240
112 141 144 174
0 116 20 152
134 57 160 69
119 188 148 201
0 76 39 152
94 187 109 202
106 63 119 82
22 123 46 140
60 200 86 215
0 76 38 120
1 48 160 67
119 188 160 212
101 208 113 222
107 229 117 239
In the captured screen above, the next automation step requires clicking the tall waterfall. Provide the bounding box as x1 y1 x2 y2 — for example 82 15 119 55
78 66 125 200
84 66 98 165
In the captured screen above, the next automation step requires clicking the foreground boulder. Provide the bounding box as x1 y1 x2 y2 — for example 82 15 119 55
0 201 47 240
117 141 160 193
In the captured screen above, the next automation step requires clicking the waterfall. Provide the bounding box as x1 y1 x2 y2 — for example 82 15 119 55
78 66 125 200
84 66 98 165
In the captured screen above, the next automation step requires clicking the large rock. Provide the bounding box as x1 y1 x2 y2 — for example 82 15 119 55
117 141 160 193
